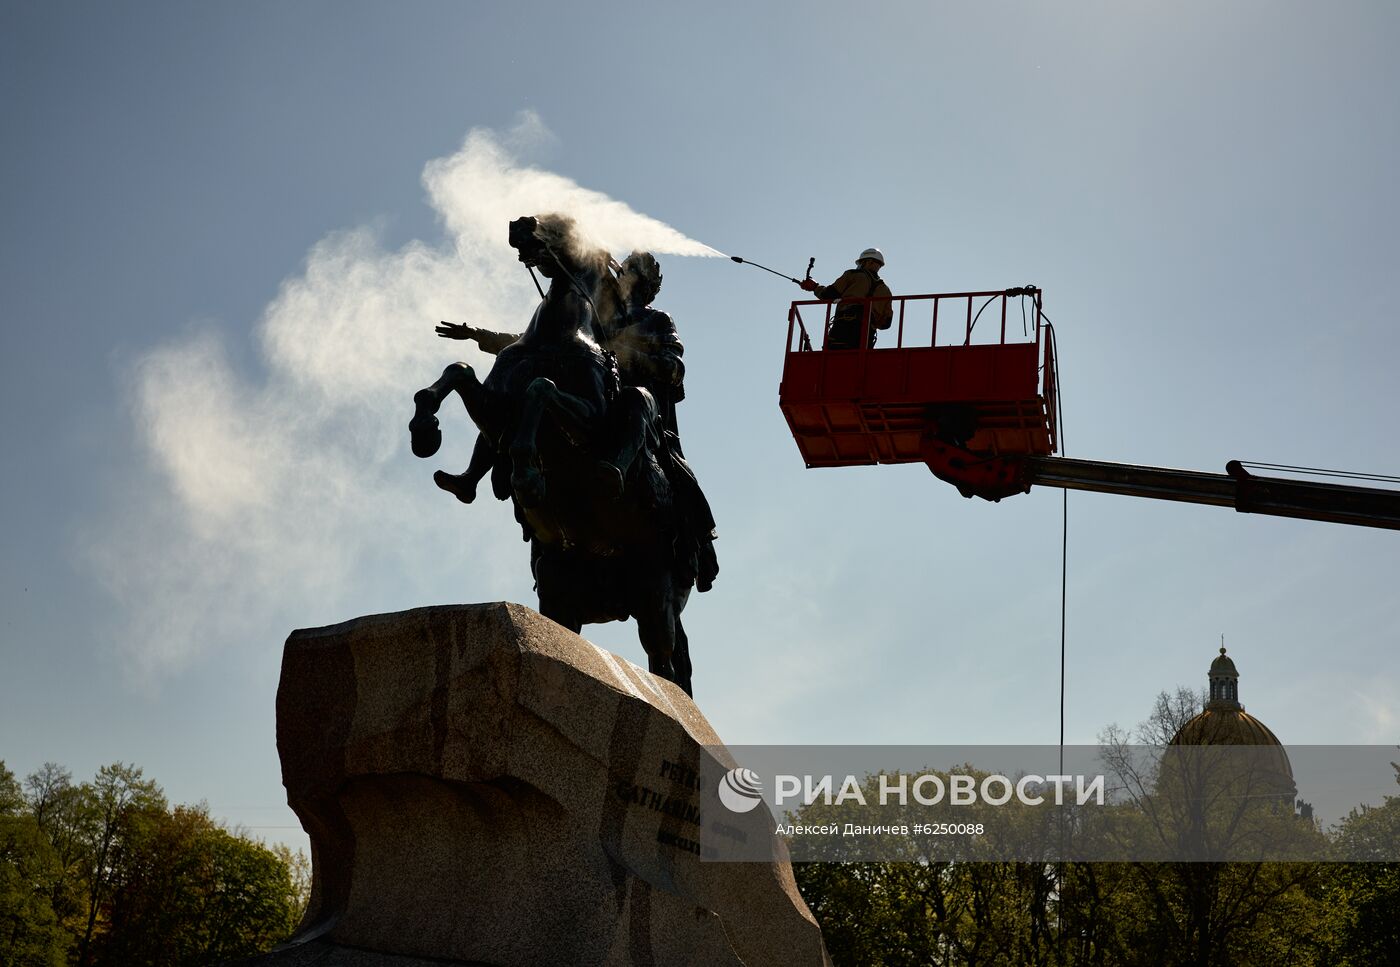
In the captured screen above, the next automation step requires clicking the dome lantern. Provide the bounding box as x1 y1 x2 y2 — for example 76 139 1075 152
1207 643 1241 710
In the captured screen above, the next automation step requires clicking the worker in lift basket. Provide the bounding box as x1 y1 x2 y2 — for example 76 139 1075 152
799 247 893 350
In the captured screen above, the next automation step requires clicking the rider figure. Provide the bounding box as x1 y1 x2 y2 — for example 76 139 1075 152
432 250 718 593
609 253 718 592
605 253 681 488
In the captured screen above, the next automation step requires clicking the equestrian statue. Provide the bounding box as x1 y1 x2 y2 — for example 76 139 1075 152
409 214 717 696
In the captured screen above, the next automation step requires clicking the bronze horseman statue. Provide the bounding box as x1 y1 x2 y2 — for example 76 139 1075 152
410 215 717 695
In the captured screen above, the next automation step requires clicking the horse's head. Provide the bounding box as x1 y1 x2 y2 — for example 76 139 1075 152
509 214 609 283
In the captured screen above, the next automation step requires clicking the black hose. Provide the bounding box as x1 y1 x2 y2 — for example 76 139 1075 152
966 295 998 341
729 255 803 285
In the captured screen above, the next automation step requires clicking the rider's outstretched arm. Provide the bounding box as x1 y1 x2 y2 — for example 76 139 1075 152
435 322 521 356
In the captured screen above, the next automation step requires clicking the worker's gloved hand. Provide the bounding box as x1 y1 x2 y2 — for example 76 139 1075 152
798 278 820 292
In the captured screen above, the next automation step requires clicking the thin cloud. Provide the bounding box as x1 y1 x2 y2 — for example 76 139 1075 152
85 111 719 682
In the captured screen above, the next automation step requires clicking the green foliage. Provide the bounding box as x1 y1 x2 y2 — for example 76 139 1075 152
72 762 166 966
270 841 312 926
787 715 1395 964
794 842 1338 965
0 761 25 815
1 758 305 966
1318 789 1400 966
96 804 301 965
790 768 1066 965
0 806 67 967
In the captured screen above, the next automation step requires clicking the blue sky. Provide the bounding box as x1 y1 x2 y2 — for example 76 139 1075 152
3 2 1398 849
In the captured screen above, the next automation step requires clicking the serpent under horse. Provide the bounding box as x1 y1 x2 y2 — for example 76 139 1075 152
409 214 696 694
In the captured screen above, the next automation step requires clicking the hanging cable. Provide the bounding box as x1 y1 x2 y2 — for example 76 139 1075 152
1044 299 1069 884
1056 476 1068 886
1053 488 1067 951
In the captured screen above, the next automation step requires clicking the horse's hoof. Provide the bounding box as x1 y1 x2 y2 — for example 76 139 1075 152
433 470 476 504
410 415 441 458
410 390 442 458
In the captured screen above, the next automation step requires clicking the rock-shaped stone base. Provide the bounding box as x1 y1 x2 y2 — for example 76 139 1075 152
262 603 829 967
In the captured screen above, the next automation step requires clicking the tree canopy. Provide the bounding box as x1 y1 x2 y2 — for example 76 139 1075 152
0 759 307 967
791 697 1400 966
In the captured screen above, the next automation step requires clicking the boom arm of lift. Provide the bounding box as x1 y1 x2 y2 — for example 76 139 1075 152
1019 456 1400 531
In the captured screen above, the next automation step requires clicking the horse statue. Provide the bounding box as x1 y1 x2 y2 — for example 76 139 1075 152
409 214 713 695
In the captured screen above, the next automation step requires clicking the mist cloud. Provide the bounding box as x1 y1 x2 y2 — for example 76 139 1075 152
424 112 723 260
87 111 718 680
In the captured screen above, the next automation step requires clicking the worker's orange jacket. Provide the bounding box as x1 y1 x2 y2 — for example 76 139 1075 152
815 268 894 331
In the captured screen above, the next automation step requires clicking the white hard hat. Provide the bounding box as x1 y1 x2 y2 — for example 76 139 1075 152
857 247 885 266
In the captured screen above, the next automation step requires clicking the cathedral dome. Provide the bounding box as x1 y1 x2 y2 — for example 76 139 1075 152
1168 645 1294 799
1171 706 1287 749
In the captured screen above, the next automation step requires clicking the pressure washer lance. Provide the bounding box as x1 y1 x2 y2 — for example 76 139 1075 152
729 255 816 288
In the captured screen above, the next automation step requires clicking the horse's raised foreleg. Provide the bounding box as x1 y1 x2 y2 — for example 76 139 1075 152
410 362 499 459
510 377 614 506
608 387 659 483
411 363 469 458
514 376 599 451
433 431 496 503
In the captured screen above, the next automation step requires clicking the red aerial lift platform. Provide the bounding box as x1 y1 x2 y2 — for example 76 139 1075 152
780 286 1058 499
779 286 1400 529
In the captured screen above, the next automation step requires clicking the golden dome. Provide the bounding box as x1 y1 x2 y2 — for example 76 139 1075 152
1172 706 1287 749
1168 646 1294 796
